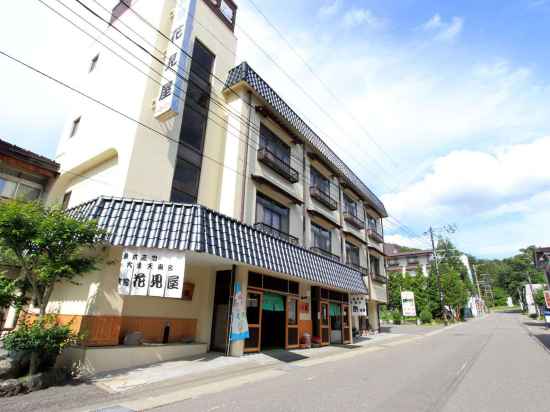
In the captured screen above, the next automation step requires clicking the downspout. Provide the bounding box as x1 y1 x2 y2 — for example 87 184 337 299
239 91 253 223
302 147 307 246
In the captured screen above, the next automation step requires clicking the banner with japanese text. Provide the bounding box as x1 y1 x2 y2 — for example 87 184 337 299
118 248 185 299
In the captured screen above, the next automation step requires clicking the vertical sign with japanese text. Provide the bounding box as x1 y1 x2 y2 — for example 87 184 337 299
118 248 186 299
401 291 417 317
154 0 197 121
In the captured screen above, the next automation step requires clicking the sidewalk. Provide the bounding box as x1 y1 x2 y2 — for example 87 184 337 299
520 314 550 353
1 324 445 412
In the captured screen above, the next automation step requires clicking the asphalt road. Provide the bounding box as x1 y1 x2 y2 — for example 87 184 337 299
153 312 550 412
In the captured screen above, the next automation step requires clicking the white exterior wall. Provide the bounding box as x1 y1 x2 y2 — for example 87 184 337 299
49 0 238 210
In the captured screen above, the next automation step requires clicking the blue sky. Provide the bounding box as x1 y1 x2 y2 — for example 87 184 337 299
1 0 550 258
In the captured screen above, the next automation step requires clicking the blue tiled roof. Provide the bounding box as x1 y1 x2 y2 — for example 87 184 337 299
225 62 388 217
69 197 368 294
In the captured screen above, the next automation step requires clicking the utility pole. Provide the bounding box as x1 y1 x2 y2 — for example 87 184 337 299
429 226 448 326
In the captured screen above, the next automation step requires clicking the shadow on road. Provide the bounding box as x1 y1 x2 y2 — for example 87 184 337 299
261 350 309 363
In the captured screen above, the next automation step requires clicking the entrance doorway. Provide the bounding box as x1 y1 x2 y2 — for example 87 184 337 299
210 270 234 353
329 303 342 344
261 292 286 349
244 272 302 353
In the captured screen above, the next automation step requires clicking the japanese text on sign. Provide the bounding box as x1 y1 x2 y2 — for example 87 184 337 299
118 248 185 299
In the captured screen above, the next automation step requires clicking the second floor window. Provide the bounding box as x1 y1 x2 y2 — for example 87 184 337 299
368 214 380 233
311 223 331 252
346 242 360 266
370 255 381 276
343 193 358 217
256 193 289 234
310 167 330 195
259 125 291 165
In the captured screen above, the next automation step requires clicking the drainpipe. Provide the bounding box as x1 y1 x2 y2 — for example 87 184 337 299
239 91 253 223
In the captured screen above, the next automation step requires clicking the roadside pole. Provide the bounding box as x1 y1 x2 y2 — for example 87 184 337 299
429 226 448 326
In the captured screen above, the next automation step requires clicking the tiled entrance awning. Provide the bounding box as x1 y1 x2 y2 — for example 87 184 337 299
69 197 368 294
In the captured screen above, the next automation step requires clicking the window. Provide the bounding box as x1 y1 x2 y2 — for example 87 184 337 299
311 223 331 252
256 193 289 234
89 54 99 73
367 214 379 232
178 40 215 152
171 40 215 203
0 176 41 201
259 125 291 165
0 177 17 198
370 255 381 276
171 158 201 203
343 193 358 217
346 242 360 266
16 184 41 201
62 192 72 210
70 117 81 138
110 0 132 24
310 167 330 195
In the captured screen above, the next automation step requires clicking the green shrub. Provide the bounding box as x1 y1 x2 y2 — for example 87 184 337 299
392 310 402 325
419 309 433 324
3 315 79 375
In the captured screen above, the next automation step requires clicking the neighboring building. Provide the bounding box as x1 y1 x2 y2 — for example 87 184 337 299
44 0 388 372
0 138 59 334
0 138 59 203
535 247 550 285
524 284 545 315
384 244 433 277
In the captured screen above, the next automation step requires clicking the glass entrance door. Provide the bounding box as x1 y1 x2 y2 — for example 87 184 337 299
320 301 330 346
286 296 299 349
329 303 343 344
244 291 262 353
342 304 351 344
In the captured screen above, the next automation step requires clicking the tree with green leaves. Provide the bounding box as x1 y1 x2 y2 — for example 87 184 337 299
0 201 104 317
387 271 403 311
0 201 105 375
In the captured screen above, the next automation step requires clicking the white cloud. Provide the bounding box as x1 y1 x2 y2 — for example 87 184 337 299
342 8 387 29
382 137 550 256
318 0 340 18
422 14 464 41
384 234 430 251
423 14 443 30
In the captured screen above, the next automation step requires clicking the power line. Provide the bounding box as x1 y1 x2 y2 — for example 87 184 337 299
242 0 400 171
113 0 404 192
35 2 420 241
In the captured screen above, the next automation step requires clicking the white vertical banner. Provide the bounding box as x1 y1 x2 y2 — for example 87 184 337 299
153 0 196 121
351 295 367 317
164 253 186 299
130 252 151 296
118 251 134 295
118 248 186 299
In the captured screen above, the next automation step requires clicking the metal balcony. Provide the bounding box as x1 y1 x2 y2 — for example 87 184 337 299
371 271 388 284
343 211 365 230
310 246 340 262
347 261 369 276
367 227 384 243
254 222 298 245
257 147 299 183
310 186 338 211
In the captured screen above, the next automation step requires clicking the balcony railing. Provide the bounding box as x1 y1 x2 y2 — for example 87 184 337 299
310 246 340 262
257 147 299 183
367 227 384 243
254 222 298 245
343 211 365 229
371 271 388 284
310 186 338 211
347 261 368 276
